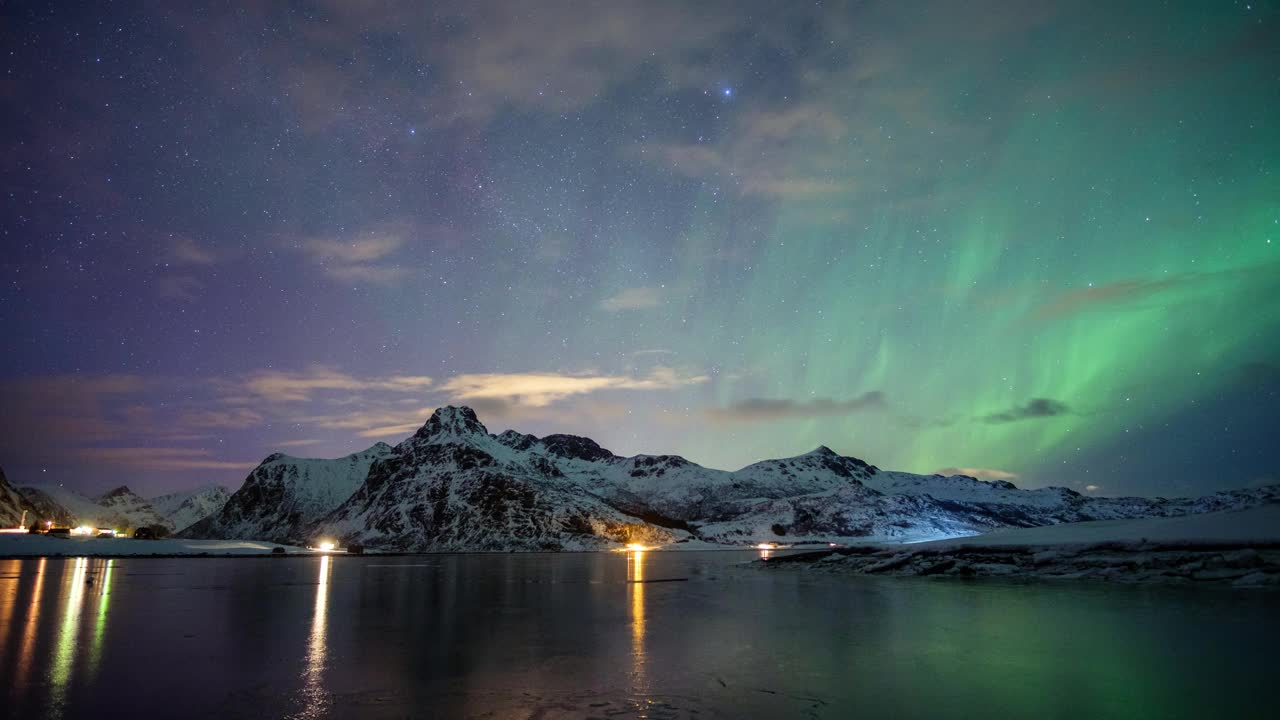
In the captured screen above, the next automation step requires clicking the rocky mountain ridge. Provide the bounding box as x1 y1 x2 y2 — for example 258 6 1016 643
183 406 1279 551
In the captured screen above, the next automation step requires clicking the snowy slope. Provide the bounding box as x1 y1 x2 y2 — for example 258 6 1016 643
0 466 36 527
180 443 394 543
148 485 232 533
95 486 169 530
19 484 125 528
917 503 1280 548
18 483 178 531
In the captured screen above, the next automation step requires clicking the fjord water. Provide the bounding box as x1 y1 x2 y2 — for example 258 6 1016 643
0 552 1274 719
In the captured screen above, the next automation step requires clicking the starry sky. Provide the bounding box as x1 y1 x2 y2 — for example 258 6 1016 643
2 1 1277 499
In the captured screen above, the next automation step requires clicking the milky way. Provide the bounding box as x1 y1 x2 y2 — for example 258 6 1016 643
2 1 1277 497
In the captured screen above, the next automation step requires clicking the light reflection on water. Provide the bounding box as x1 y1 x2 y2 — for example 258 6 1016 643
627 549 646 693
293 553 332 720
15 557 48 688
87 559 114 677
49 558 88 718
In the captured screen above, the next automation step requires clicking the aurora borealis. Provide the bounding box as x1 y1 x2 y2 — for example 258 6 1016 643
1 1 1277 498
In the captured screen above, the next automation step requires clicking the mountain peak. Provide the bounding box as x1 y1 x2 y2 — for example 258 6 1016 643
412 406 489 443
98 485 138 501
806 445 837 457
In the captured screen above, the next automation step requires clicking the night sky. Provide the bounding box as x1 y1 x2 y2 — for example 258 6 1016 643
2 1 1277 499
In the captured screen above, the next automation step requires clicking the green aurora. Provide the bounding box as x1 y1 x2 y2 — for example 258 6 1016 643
2 1 1276 497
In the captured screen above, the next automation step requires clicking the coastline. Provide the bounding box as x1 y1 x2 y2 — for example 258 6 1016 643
760 505 1280 586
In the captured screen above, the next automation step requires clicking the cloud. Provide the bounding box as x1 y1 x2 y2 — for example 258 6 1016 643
1035 277 1186 321
156 275 203 302
302 235 403 264
237 367 433 403
601 287 663 312
275 438 324 448
1084 484 1101 492
982 398 1070 424
935 467 1019 481
177 408 265 429
640 103 852 198
296 224 413 285
439 367 708 407
165 236 217 265
706 392 887 423
71 447 259 471
1034 263 1280 321
298 406 434 432
0 375 147 449
322 263 411 285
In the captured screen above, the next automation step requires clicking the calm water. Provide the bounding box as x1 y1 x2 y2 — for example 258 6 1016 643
0 551 1275 719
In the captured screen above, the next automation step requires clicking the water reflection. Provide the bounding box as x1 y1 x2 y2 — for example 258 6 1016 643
49 557 89 717
294 555 332 720
627 549 647 692
15 557 48 689
0 559 19 649
88 559 114 677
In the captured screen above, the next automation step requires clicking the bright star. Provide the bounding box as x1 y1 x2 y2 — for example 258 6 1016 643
723 87 732 97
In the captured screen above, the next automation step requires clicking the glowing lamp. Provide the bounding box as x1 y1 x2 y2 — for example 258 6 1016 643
317 541 336 552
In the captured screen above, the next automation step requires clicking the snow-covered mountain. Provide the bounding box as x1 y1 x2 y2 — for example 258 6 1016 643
148 485 232 533
95 486 169 529
14 481 229 532
182 406 1279 550
20 484 123 528
1 466 36 527
181 444 394 543
318 408 678 551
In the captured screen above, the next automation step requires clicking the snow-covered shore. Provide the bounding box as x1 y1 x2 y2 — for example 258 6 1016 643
762 505 1280 586
0 534 307 557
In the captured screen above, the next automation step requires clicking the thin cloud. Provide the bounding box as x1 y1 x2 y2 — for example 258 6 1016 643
156 275 203 303
237 367 433 403
71 447 259 472
178 408 265 429
1035 277 1185 321
275 438 324 448
1034 263 1279 321
601 287 663 312
357 422 426 439
982 398 1070 424
296 224 413 285
935 467 1019 481
640 103 851 198
297 406 435 433
302 235 403 263
440 368 708 408
706 392 887 423
323 263 410 285
165 236 217 265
